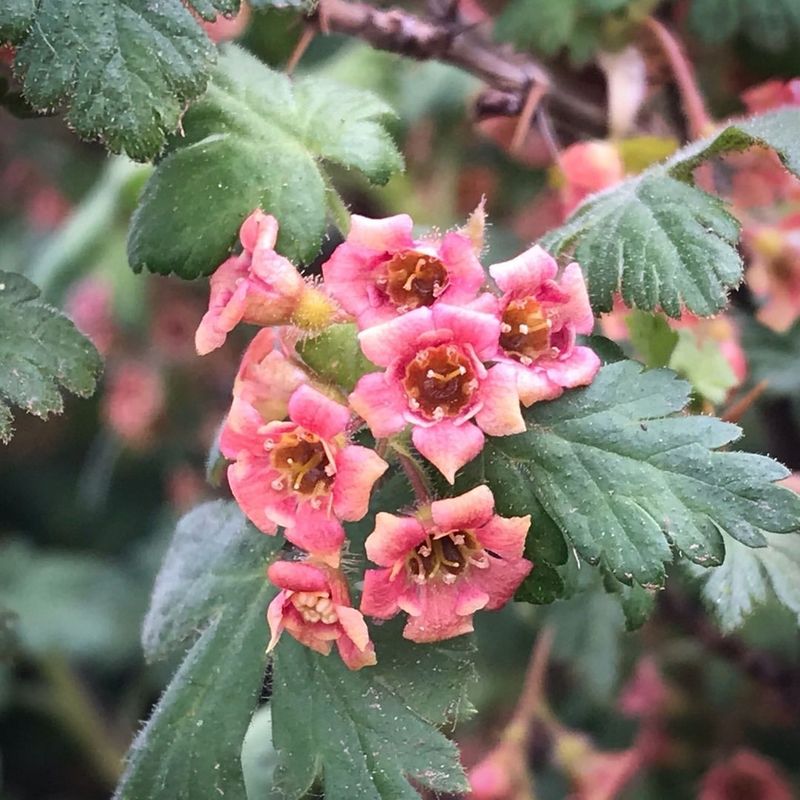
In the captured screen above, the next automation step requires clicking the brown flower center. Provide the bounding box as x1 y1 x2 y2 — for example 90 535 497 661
291 591 339 624
383 250 448 310
406 530 487 584
403 344 478 420
270 430 334 496
499 297 555 365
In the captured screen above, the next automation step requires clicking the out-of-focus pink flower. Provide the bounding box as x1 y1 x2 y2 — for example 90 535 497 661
699 750 794 800
618 658 669 719
166 465 208 514
195 210 307 355
672 313 748 384
571 749 642 800
65 276 116 356
488 246 600 406
102 360 165 448
360 485 531 642
744 217 800 332
350 304 525 483
557 141 625 217
780 473 800 493
468 747 530 800
220 384 387 565
741 79 800 114
322 213 486 329
200 2 250 41
233 328 307 423
267 560 376 670
0 45 14 66
26 185 71 230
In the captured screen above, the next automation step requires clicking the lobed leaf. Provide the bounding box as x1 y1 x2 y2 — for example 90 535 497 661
270 624 475 800
542 108 800 317
7 1 244 160
473 361 800 586
0 271 102 444
128 45 402 277
115 501 283 800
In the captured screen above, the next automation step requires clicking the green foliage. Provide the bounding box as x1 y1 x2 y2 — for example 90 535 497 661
0 541 144 666
542 108 800 317
626 310 679 368
128 45 402 278
241 706 278 800
115 501 283 800
270 624 474 800
494 0 650 65
297 323 376 392
6 0 245 160
670 329 738 404
0 271 101 444
741 318 800 395
691 530 800 632
473 361 800 588
688 0 800 52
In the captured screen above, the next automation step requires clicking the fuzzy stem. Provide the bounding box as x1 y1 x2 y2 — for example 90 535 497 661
390 443 433 504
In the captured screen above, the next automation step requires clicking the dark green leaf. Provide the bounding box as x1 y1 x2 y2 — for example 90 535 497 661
0 0 36 43
128 44 402 277
10 1 242 160
542 108 800 317
741 318 800 395
115 501 283 800
689 0 800 52
297 323 377 392
691 529 800 632
0 271 101 444
480 361 800 586
270 623 474 800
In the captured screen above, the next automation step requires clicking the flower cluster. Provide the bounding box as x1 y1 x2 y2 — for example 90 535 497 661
197 207 599 668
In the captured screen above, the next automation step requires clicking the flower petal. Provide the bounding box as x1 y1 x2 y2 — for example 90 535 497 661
266 591 288 651
555 262 595 334
439 231 486 302
336 604 372 653
239 209 279 252
470 555 532 610
333 445 389 521
358 306 434 366
513 364 564 406
545 346 602 389
477 514 531 559
226 461 283 534
349 372 408 437
489 245 558 295
474 364 526 436
402 583 475 643
431 485 496 532
365 512 427 566
288 384 350 440
360 568 404 618
348 213 415 251
267 560 329 592
431 304 500 361
336 629 378 670
284 506 344 566
412 420 485 484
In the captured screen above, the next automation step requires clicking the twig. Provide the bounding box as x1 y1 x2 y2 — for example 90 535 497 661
310 0 606 133
510 81 547 155
721 380 768 423
285 26 317 74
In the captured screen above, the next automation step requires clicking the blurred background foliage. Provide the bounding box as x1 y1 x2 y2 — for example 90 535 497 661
2 0 800 798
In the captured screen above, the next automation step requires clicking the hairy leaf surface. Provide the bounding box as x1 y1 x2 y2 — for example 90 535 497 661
543 109 800 316
128 45 402 277
0 271 101 443
475 361 800 586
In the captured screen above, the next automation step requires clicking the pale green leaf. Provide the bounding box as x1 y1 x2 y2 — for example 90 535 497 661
669 329 737 404
128 45 402 277
626 310 679 368
0 271 102 444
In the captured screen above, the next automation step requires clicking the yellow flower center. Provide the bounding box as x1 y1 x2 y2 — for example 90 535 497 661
268 430 335 497
404 530 489 585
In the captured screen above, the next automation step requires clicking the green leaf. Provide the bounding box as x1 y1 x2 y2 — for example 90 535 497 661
0 271 101 444
128 44 402 277
626 311 679 368
692 529 800 632
542 108 800 317
0 0 36 42
689 0 800 52
669 329 738 404
741 318 800 395
270 623 474 800
0 541 144 665
241 706 279 800
495 0 580 57
297 323 377 392
478 361 800 586
10 1 242 160
114 501 283 800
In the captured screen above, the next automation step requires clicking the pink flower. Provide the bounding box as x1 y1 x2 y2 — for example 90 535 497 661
102 360 165 448
199 2 250 42
360 486 532 642
233 328 307 423
699 750 793 800
267 560 376 670
558 141 625 217
618 658 669 719
65 276 116 356
742 79 800 114
571 749 642 800
349 304 525 483
195 210 307 355
488 246 600 406
322 213 486 329
220 384 388 565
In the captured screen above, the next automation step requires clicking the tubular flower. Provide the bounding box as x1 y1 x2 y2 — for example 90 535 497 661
220 384 388 565
322 213 486 330
195 209 307 355
233 328 307 423
267 560 376 670
488 246 601 406
349 304 525 483
360 486 532 642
